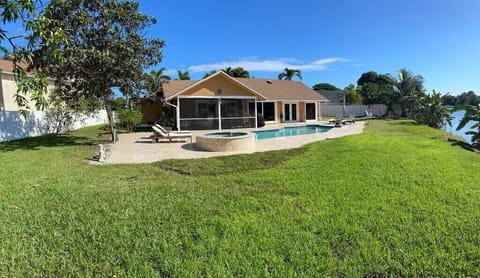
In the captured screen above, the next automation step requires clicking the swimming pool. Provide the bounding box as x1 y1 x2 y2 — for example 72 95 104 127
254 125 332 140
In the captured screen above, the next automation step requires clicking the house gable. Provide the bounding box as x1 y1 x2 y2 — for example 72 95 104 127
167 72 266 100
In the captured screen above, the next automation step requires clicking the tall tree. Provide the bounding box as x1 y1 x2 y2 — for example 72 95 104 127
278 67 302 81
344 84 362 104
356 71 395 110
312 83 339 91
177 70 190 80
393 68 425 117
230 67 249 78
145 68 170 98
32 0 164 141
220 67 250 78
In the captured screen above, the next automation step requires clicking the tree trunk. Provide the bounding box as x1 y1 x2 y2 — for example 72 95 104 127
103 97 116 142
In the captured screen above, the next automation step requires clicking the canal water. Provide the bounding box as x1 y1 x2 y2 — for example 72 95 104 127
444 110 475 142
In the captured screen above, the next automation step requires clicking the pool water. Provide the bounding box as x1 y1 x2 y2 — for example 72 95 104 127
205 132 249 137
255 125 332 140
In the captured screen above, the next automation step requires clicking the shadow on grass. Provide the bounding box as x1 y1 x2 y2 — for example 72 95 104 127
0 133 95 152
448 138 478 153
157 147 307 176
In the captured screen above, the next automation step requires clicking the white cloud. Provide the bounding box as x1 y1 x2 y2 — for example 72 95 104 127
186 57 349 73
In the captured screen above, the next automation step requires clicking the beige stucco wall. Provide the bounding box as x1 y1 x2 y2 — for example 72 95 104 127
180 75 262 99
276 101 283 123
0 72 55 111
0 73 19 110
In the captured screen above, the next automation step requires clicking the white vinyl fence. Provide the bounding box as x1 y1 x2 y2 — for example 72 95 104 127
320 104 388 117
0 109 108 142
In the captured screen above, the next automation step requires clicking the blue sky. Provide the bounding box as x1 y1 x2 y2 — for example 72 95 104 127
140 0 480 94
2 0 479 94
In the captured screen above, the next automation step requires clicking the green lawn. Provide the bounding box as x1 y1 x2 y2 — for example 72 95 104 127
0 120 479 276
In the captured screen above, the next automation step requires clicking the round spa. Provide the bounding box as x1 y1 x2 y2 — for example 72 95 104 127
195 131 255 152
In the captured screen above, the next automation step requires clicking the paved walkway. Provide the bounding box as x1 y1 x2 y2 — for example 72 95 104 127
101 121 365 164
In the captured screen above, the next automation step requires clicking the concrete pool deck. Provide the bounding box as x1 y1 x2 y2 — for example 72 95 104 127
101 121 365 164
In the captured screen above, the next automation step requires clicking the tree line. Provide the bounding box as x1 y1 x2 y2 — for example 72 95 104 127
441 91 480 106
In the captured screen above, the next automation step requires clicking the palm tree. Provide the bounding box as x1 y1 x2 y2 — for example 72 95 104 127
453 104 480 147
278 68 302 81
393 68 425 117
177 70 190 80
415 90 452 128
203 70 217 79
145 68 171 97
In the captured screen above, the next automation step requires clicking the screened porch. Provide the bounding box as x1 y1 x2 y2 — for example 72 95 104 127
178 97 257 130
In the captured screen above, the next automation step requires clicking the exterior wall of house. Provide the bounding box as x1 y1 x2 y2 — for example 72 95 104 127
181 76 258 98
0 72 56 111
0 75 4 109
0 73 18 110
276 101 283 123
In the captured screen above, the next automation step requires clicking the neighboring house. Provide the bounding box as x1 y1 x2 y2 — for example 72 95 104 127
0 57 55 111
142 71 328 130
0 58 26 111
316 89 346 104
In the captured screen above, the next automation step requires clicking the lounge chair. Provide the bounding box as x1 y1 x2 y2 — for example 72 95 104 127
328 113 343 127
343 115 355 125
154 124 192 135
152 125 193 143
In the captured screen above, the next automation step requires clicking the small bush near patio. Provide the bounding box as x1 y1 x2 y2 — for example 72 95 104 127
0 120 479 276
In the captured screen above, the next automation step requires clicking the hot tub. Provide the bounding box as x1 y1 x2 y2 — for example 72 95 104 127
195 131 255 152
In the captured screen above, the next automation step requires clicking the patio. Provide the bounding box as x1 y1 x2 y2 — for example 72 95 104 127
101 121 365 164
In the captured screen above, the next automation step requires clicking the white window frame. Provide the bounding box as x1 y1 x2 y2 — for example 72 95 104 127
282 101 299 122
256 101 277 123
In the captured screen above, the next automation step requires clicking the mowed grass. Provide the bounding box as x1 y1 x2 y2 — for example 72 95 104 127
0 120 479 276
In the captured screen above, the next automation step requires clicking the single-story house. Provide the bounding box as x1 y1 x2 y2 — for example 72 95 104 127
142 71 328 130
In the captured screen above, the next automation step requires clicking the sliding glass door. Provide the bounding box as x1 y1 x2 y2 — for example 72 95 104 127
283 102 298 122
256 101 276 122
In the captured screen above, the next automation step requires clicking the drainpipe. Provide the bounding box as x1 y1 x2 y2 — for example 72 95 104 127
163 98 180 131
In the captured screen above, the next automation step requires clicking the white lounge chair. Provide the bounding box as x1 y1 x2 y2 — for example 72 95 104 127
328 113 343 127
343 115 355 125
152 125 193 143
154 124 192 135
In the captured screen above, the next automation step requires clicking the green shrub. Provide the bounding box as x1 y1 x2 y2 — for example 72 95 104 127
157 106 175 128
118 108 143 132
